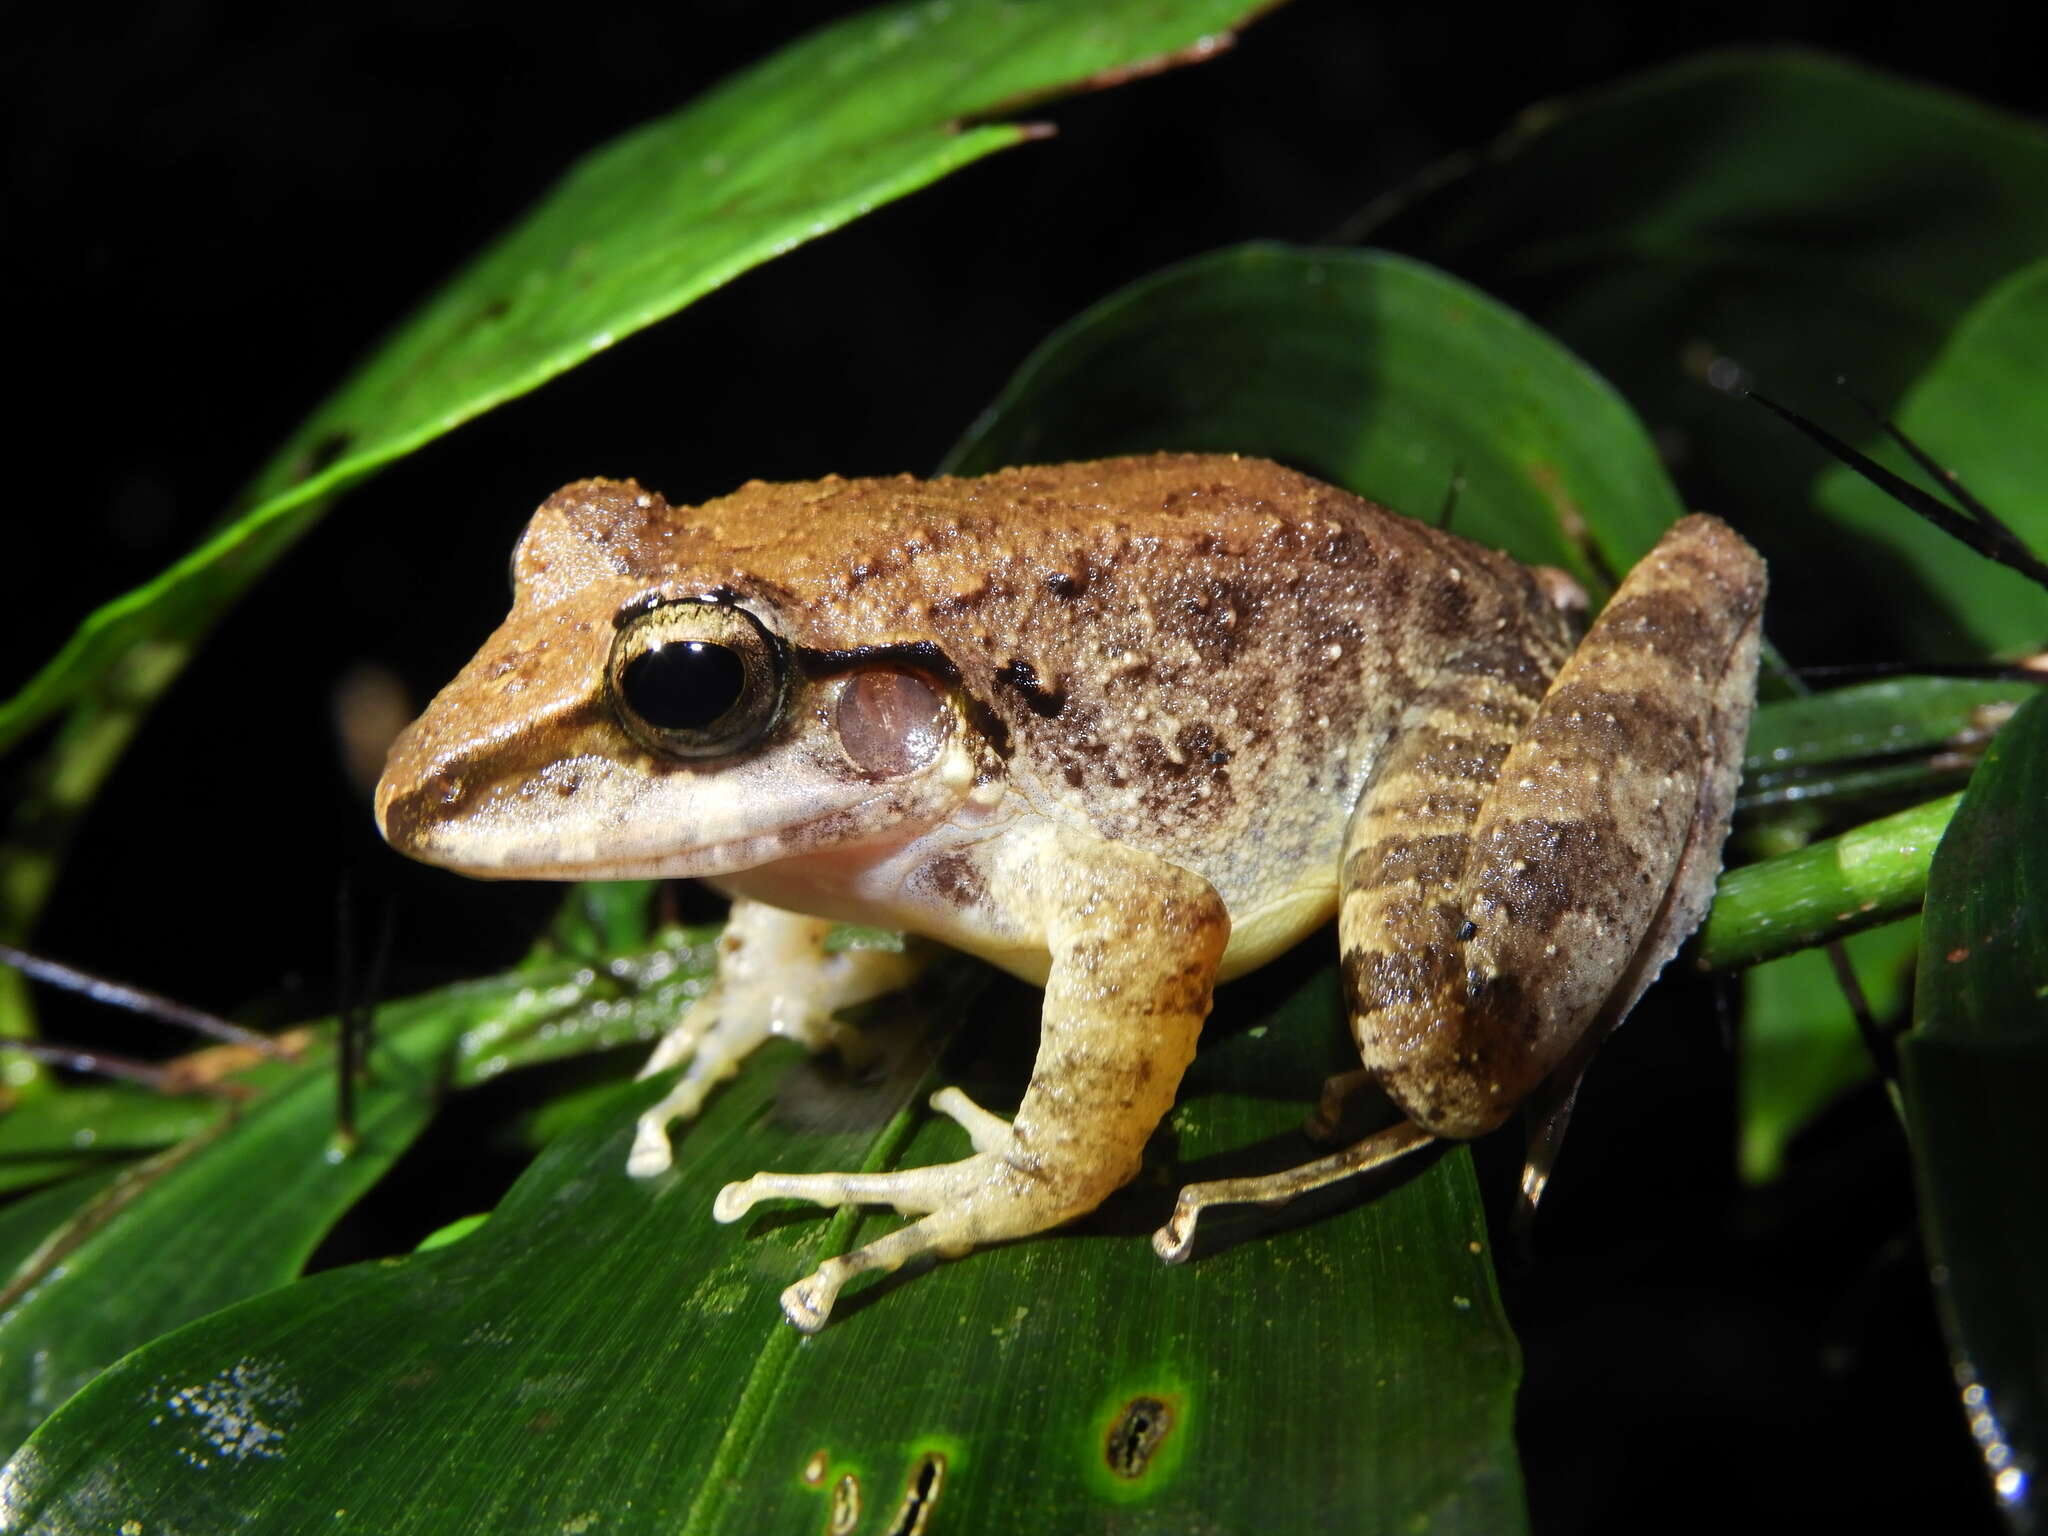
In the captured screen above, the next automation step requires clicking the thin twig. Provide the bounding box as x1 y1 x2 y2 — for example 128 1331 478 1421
1823 940 1898 1082
1746 390 2048 590
1836 377 2023 544
0 1037 178 1093
0 941 284 1056
1791 660 2048 685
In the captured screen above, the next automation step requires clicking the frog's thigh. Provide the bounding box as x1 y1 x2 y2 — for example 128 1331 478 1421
628 897 922 1177
1345 515 1764 1137
714 826 1229 1330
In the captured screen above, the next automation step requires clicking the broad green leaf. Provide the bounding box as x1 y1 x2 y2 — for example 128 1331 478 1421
1813 258 2048 655
0 931 717 1459
1904 691 2048 1525
0 0 1269 758
0 1011 454 1457
947 243 1682 587
5 964 1521 1534
1359 50 2048 656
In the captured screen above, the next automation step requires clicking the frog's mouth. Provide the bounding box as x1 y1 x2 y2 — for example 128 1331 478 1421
375 749 945 883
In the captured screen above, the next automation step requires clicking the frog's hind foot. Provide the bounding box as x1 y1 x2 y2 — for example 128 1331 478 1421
1152 1119 1436 1264
1303 1067 1378 1143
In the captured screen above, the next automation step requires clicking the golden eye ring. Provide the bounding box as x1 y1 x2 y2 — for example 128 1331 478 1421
606 600 785 758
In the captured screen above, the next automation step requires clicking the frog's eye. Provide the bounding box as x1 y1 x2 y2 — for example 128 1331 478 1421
607 600 785 758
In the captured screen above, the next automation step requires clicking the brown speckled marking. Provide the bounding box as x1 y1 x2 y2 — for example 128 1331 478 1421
910 848 987 912
1341 514 1764 1137
395 456 1584 921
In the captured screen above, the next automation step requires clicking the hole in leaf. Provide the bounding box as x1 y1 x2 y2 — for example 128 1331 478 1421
883 1451 945 1536
1105 1395 1176 1479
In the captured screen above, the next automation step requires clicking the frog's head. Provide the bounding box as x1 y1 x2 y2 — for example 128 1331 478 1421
375 479 985 881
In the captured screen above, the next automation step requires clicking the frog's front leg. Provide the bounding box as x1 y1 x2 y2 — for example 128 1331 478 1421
628 898 922 1177
714 825 1229 1331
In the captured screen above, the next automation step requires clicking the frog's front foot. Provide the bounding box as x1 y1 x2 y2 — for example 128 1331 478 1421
714 1087 1085 1332
628 899 923 1179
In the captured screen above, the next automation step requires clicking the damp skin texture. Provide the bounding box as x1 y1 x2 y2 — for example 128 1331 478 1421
376 453 1765 1330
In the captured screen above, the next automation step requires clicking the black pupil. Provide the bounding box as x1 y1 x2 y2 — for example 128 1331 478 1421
621 640 745 732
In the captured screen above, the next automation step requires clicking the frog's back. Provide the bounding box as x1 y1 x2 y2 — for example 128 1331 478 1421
667 454 1574 945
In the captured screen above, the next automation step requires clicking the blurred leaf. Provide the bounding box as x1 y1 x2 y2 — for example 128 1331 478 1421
0 1081 223 1195
532 880 659 962
1360 49 2048 658
0 1169 123 1282
452 924 718 1087
1904 691 2048 1524
0 1083 223 1163
1738 920 1915 1183
0 935 718 1458
0 1007 454 1456
6 965 1523 1534
0 0 1271 757
1813 258 2048 655
948 243 1682 589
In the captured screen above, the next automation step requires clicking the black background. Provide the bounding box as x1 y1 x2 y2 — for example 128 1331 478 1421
4 3 2036 1530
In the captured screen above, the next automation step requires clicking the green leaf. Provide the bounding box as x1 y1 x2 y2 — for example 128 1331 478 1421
0 1007 456 1456
1812 258 2048 655
1360 49 2048 655
947 243 1683 587
0 934 721 1459
1903 691 2048 1523
1744 678 2035 777
0 1083 223 1164
453 924 718 1086
5 965 1522 1534
0 0 1268 758
1737 676 2036 820
0 1169 124 1283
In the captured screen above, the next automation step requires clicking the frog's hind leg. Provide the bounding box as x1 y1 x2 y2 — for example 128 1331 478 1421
1345 514 1765 1151
713 826 1230 1331
1151 1119 1435 1263
628 898 921 1177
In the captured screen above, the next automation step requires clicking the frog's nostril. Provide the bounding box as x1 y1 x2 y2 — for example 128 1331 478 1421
376 771 465 855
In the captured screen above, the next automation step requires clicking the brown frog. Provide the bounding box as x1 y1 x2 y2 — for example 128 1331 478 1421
376 453 1764 1330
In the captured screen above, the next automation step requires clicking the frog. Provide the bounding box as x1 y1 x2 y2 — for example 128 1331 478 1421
375 453 1765 1332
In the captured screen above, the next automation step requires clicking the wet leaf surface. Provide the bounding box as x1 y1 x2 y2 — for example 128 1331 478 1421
1905 691 2048 1525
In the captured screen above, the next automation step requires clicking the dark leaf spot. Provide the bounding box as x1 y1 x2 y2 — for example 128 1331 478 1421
1105 1395 1177 1479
